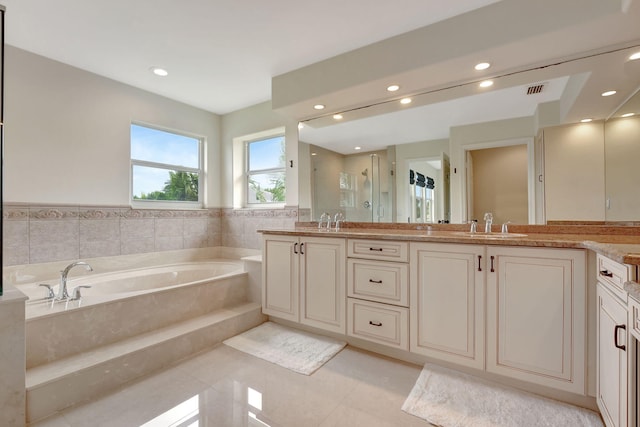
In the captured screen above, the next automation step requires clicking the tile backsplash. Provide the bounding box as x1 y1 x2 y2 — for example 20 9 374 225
2 205 300 266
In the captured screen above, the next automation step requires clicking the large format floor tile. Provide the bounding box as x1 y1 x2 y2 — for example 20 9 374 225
30 344 436 427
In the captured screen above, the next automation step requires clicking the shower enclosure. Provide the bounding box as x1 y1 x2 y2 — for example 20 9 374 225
310 147 394 223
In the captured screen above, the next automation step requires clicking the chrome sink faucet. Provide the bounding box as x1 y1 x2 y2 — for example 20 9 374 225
319 212 330 230
334 212 344 230
56 261 93 300
484 212 493 233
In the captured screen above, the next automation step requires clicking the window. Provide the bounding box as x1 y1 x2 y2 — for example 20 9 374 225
130 123 204 208
246 135 286 205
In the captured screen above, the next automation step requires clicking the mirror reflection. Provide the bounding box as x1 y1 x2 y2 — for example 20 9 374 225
298 44 640 225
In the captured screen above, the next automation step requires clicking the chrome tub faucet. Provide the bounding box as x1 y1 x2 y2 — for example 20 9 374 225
56 261 93 300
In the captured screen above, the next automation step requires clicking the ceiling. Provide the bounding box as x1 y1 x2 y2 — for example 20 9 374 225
0 0 500 114
3 0 640 156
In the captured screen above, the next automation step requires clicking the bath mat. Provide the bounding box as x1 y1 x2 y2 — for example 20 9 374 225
223 322 346 375
402 363 604 427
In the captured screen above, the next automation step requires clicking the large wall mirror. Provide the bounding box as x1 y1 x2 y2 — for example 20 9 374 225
298 44 640 225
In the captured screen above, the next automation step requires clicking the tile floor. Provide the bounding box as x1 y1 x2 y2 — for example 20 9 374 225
30 344 436 427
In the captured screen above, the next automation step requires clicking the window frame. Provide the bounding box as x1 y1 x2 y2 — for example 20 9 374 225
130 122 205 210
244 133 286 207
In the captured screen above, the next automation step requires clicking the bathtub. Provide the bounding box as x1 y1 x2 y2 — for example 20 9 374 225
5 247 261 371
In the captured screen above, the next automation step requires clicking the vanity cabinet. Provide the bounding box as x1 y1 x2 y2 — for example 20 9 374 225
485 246 586 394
597 282 628 427
262 235 346 334
346 239 409 350
410 242 485 369
595 254 637 427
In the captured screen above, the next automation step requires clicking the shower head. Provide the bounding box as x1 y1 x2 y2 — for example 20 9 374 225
362 168 368 177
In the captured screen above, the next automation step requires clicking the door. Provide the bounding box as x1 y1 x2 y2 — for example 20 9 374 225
410 242 485 369
597 283 628 427
262 235 299 322
300 236 346 334
486 246 586 394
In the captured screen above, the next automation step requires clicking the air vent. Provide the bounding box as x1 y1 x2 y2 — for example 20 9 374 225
526 83 545 95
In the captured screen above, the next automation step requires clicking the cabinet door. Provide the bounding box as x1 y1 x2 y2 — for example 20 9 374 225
410 242 485 369
597 283 628 427
300 237 346 334
486 246 586 394
262 235 299 322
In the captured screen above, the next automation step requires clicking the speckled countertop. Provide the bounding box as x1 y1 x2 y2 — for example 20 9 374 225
259 222 640 266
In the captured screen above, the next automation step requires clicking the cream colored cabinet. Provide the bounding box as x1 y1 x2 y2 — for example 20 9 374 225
597 282 628 427
486 246 586 394
347 239 409 350
595 254 637 427
410 242 485 369
263 235 346 334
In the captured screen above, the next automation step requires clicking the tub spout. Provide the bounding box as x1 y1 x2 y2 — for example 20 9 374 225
57 261 93 300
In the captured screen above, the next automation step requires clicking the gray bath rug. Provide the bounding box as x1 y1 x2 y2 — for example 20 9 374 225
223 322 346 375
402 363 604 427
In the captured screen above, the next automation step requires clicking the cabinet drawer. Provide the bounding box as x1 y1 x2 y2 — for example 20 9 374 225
347 298 408 350
597 254 635 301
630 295 640 341
348 239 408 262
348 259 408 306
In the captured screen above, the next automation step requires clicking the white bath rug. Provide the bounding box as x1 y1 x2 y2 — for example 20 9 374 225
223 322 346 375
402 363 604 427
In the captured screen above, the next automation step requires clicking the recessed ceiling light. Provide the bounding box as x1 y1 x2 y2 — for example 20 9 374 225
621 113 635 117
313 104 325 110
581 118 593 123
333 114 343 120
311 152 317 156
479 80 494 88
601 90 617 97
354 146 362 150
150 66 168 77
630 52 640 60
474 62 491 71
400 98 412 104
387 84 400 92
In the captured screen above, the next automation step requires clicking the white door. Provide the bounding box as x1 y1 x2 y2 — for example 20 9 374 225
410 242 485 369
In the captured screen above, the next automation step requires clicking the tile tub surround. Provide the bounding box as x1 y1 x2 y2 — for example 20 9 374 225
2 204 299 266
0 285 28 427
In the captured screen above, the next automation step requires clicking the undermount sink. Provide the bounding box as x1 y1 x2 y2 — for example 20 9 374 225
453 232 528 238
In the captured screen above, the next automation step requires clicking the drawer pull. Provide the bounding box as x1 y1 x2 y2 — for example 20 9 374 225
369 279 383 284
599 270 613 278
369 321 382 327
293 243 298 254
490 255 495 273
614 324 626 351
369 247 384 252
477 255 482 272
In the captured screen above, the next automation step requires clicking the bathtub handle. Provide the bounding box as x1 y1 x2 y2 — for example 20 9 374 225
70 285 92 301
39 284 55 299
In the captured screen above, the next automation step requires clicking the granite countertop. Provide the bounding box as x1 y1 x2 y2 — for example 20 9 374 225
259 223 640 266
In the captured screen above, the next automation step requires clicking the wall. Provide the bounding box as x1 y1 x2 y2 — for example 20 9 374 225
469 145 528 224
604 115 640 221
2 48 303 266
4 46 221 207
543 121 605 221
